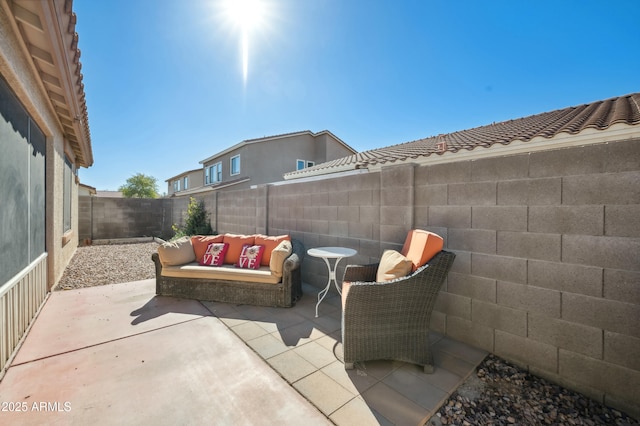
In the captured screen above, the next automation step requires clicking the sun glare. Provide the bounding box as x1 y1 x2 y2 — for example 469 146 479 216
219 0 268 85
224 0 265 30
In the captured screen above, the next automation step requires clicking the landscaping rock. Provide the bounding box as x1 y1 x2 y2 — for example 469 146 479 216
427 355 638 426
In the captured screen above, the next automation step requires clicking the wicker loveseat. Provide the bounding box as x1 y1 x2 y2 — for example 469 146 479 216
152 234 304 308
341 230 455 372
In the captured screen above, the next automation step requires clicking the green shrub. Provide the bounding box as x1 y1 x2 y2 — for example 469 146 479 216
172 197 213 239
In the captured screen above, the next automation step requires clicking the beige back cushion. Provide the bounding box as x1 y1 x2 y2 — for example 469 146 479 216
376 249 413 282
157 236 196 267
269 240 292 278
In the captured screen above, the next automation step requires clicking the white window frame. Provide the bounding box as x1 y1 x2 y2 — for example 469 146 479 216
296 159 315 170
173 180 180 192
230 155 240 176
208 162 222 184
63 155 73 232
183 176 188 190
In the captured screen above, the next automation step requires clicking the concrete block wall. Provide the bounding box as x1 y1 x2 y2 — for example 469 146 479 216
78 196 92 242
216 186 267 235
81 197 173 241
78 138 639 416
421 139 640 416
268 172 383 288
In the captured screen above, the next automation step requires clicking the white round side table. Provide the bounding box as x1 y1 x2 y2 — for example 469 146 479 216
307 246 357 317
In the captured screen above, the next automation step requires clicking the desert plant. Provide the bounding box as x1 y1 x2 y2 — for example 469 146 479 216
172 197 213 239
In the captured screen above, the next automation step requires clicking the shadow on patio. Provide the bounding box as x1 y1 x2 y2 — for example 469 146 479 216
202 282 488 425
0 279 487 425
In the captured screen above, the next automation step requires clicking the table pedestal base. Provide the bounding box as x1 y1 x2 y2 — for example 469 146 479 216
315 256 345 318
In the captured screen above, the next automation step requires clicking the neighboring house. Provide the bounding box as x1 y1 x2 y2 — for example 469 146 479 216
165 168 204 197
79 183 97 197
285 93 640 180
191 130 356 193
96 190 124 198
1 0 93 375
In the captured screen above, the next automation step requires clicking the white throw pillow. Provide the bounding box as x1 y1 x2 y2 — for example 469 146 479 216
376 249 413 282
157 236 196 267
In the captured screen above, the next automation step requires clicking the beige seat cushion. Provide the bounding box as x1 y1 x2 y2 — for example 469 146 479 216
157 236 196 267
269 240 292 278
161 263 281 284
376 249 413 282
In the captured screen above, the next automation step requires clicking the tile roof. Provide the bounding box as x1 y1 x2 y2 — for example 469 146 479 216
5 1 93 167
285 93 640 178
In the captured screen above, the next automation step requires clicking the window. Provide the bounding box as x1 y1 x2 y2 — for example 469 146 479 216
183 176 188 190
206 162 222 184
296 159 315 170
173 180 180 192
230 155 240 175
0 74 46 285
63 155 73 233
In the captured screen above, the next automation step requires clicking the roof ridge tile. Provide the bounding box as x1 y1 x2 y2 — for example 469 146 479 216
285 93 640 178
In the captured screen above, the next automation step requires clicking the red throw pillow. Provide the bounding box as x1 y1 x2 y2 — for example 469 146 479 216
236 244 265 270
200 243 229 266
191 235 224 263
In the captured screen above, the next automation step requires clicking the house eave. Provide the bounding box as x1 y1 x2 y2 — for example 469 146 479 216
3 0 93 167
165 168 202 182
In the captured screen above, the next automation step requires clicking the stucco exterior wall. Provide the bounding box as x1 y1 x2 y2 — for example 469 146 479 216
166 169 204 196
200 132 356 192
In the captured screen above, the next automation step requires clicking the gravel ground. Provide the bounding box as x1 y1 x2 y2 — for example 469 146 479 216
428 355 638 426
55 242 158 290
57 243 638 425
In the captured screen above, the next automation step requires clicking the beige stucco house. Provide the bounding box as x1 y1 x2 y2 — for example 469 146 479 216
165 168 204 197
168 130 357 196
1 0 93 375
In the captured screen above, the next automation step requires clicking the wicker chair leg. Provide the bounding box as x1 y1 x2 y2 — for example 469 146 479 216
344 362 354 370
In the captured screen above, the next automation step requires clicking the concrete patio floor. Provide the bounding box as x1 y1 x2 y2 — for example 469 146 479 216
0 279 487 425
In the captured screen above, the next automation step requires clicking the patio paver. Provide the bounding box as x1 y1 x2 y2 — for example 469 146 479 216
0 279 488 425
202 282 489 425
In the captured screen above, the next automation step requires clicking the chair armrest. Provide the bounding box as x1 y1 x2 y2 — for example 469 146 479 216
284 239 305 273
152 252 161 267
343 251 456 313
283 253 301 272
343 263 378 283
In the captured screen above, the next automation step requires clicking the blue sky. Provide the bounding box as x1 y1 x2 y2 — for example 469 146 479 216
74 0 640 192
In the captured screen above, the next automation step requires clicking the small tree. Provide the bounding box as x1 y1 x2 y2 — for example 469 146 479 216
172 197 213 238
119 173 159 198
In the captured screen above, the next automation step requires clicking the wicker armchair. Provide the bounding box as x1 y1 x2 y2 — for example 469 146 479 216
341 250 456 372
